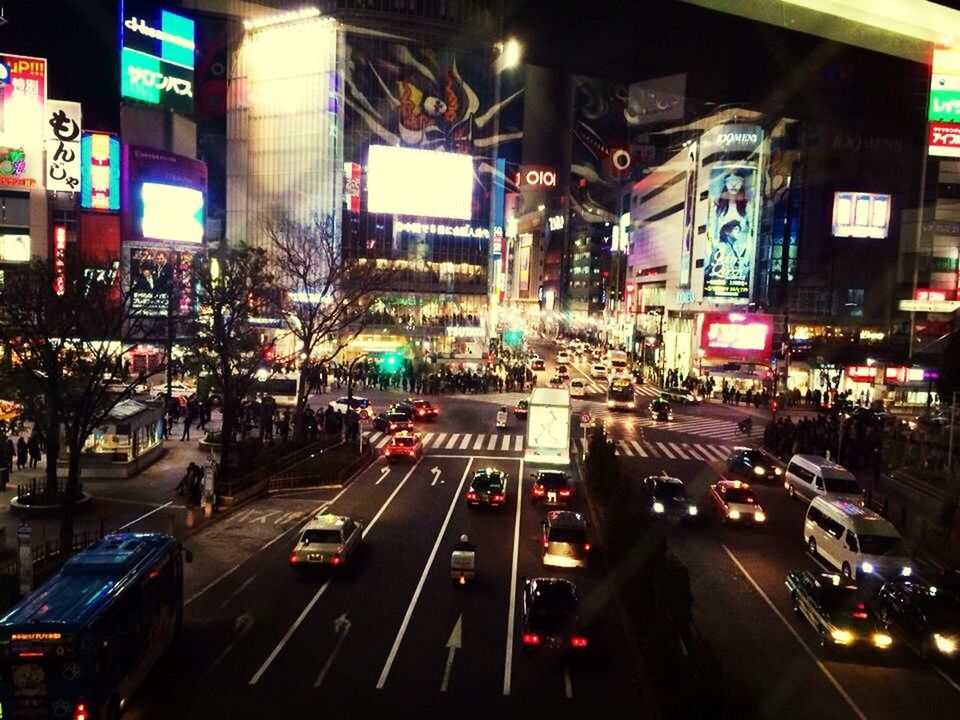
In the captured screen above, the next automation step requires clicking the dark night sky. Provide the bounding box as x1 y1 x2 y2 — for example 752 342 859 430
0 0 937 135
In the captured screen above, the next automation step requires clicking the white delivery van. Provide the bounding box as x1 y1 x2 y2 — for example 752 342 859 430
804 497 913 581
569 378 587 398
784 454 864 505
525 387 571 465
606 350 629 378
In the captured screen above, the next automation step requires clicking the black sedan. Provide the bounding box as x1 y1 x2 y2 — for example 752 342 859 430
725 447 784 481
785 570 893 653
649 399 673 421
877 580 960 660
530 470 573 506
372 410 414 434
514 399 529 418
641 475 698 520
465 468 507 508
395 398 440 421
519 577 589 652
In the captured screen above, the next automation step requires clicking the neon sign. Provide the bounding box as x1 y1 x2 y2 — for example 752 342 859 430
81 132 120 211
120 3 195 114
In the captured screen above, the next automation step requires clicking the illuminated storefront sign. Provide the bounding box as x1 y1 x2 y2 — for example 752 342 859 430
515 166 557 189
81 132 121 211
846 365 878 382
701 124 763 154
929 49 960 157
899 298 960 312
914 288 948 302
700 312 773 362
53 225 66 294
0 233 30 262
0 53 47 189
393 221 490 239
45 100 81 192
548 214 565 231
831 191 891 239
928 121 960 158
122 145 207 244
121 3 196 114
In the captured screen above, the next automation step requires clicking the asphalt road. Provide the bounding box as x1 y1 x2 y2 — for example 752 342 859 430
126 386 643 719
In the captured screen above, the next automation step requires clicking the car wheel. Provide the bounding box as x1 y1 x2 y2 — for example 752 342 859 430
791 592 801 615
808 537 818 557
841 562 852 579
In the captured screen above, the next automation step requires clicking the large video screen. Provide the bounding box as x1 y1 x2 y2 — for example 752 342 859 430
140 182 204 243
831 191 890 239
366 145 473 220
700 312 773 363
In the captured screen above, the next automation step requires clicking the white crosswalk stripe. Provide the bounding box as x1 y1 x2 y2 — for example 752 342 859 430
432 432 447 448
634 384 663 398
513 434 524 451
473 434 485 450
501 434 511 451
655 441 675 459
668 442 690 460
629 440 648 457
445 433 460 449
487 435 498 450
587 407 764 442
375 435 390 449
459 434 472 450
596 439 734 462
618 440 634 456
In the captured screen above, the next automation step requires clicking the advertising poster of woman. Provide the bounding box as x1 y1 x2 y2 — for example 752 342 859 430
703 165 759 300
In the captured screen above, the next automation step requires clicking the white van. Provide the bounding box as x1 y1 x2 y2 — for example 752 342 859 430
783 454 864 505
569 378 587 398
804 497 913 581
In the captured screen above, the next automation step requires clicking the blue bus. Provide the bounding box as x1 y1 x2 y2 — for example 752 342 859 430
0 533 186 720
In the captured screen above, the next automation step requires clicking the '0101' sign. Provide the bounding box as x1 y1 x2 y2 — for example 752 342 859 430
515 166 557 189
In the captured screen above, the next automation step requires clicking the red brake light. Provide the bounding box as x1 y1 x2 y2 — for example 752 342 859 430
418 409 425 415
532 486 545 496
559 489 572 497
75 703 89 720
466 492 477 500
543 540 550 548
289 554 298 564
493 494 505 502
571 636 589 648
584 543 591 551
331 555 341 566
852 602 868 619
18 651 44 657
522 633 541 645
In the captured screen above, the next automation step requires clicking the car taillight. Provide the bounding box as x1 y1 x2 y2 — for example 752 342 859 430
466 492 477 500
74 703 89 720
289 554 298 564
571 636 589 648
418 409 425 416
331 555 341 566
532 486 545 496
543 539 550 548
559 489 571 497
493 494 505 502
389 423 396 430
584 543 591 551
852 602 868 620
522 633 541 645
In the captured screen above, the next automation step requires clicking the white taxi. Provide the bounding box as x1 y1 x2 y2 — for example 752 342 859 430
290 514 363 568
708 480 767 525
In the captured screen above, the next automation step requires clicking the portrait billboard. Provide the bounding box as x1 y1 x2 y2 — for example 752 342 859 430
0 53 47 189
518 234 532 292
120 2 195 114
128 245 196 316
45 100 81 193
703 165 759 301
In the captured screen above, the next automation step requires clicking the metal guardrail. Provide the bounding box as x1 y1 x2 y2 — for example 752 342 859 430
0 529 104 578
268 442 373 492
16 478 84 504
218 435 341 496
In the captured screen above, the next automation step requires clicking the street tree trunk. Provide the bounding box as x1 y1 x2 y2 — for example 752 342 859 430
219 400 234 492
58 439 83 555
44 416 60 500
294 363 310 443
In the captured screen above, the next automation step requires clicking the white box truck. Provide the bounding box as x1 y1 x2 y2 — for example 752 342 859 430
525 387 571 465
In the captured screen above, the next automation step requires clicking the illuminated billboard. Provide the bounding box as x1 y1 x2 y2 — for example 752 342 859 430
700 312 773 363
81 132 121 211
0 53 47 189
123 145 206 244
45 101 82 193
366 145 473 220
0 233 30 263
120 2 195 114
703 165 759 301
129 245 197 316
831 191 890 239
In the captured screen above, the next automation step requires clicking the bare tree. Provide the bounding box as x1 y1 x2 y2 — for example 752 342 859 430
185 244 279 481
0 256 165 552
265 215 380 441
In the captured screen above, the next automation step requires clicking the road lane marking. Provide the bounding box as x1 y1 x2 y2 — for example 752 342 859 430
503 457 524 696
669 442 690 460
618 441 634 456
217 575 257 611
250 461 422 684
375 435 390 449
185 484 350 605
513 434 524 451
487 434 498 450
376 459 474 689
473 434 485 450
203 612 254 681
459 434 472 450
721 544 868 720
629 440 648 457
564 664 573 699
501 434 511 451
445 433 461 449
422 432 434 446
655 442 675 459
119 500 175 529
681 443 705 461
431 455 523 462
433 433 448 448
314 613 352 688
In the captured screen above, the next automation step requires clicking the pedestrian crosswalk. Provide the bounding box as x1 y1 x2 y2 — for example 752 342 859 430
587 408 764 442
366 431 525 454
574 437 735 462
634 384 663 398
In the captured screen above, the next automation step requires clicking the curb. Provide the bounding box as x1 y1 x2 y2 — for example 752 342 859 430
574 447 661 720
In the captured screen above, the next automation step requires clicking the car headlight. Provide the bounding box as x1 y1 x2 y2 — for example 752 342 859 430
728 509 741 520
872 632 893 648
831 629 853 644
688 505 698 516
861 561 875 574
754 466 766 476
901 566 912 577
628 401 635 408
653 501 665 514
774 468 782 476
755 511 766 523
934 633 958 655
607 401 615 408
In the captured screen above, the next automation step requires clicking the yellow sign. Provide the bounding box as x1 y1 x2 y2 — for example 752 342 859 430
11 632 62 642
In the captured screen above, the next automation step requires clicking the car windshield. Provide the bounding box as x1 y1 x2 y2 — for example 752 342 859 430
548 527 587 544
823 476 861 495
393 437 416 447
656 481 686 499
858 534 908 557
743 450 768 464
724 489 756 504
472 474 504 491
538 473 568 489
301 529 341 545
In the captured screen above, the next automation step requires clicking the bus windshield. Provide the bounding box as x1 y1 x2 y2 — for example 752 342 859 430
608 381 634 402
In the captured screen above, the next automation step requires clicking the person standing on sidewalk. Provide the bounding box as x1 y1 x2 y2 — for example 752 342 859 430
181 398 198 441
16 437 27 470
27 434 40 469
1 436 14 474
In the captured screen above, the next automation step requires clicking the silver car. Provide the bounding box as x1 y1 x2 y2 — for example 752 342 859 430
541 511 591 568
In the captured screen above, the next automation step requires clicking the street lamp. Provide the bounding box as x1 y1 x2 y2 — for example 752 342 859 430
496 37 522 73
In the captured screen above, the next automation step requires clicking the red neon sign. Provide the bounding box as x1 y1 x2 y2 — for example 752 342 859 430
700 312 773 362
914 288 948 302
53 225 66 295
846 365 877 382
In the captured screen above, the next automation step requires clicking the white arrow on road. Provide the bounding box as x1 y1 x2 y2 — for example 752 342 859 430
314 612 352 687
376 467 391 485
431 467 442 486
440 614 463 693
201 612 254 681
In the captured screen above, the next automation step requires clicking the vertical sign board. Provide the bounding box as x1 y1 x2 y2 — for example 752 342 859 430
0 54 47 190
678 141 698 288
53 225 67 294
929 48 960 158
45 100 82 192
120 2 196 114
81 132 121 211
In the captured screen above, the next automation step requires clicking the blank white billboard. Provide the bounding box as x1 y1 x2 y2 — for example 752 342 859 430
367 145 473 220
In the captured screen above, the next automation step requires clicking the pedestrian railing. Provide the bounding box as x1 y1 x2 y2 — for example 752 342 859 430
268 443 373 492
16 478 84 505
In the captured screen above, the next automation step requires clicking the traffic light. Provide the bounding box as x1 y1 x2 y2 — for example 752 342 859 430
380 352 402 373
503 329 523 347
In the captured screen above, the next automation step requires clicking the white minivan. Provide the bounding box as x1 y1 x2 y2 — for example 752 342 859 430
569 378 587 398
804 497 913 581
783 454 864 505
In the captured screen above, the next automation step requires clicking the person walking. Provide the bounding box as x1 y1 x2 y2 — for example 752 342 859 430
16 437 27 471
27 434 41 469
181 398 198 441
1 436 14 474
